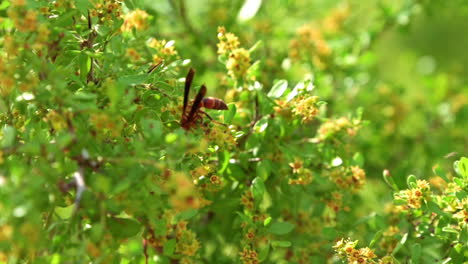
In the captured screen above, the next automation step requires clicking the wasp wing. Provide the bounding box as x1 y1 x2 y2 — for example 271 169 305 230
187 84 207 123
183 68 196 118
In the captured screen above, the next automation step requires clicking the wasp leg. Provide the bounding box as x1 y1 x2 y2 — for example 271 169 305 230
199 110 228 127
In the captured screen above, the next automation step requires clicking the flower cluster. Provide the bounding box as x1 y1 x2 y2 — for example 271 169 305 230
121 8 148 32
90 0 123 23
89 112 123 138
147 38 179 64
217 26 240 55
125 47 141 62
191 164 223 192
316 116 361 142
452 199 468 227
322 4 350 34
144 214 200 263
239 247 259 264
273 99 292 118
288 158 313 185
289 25 331 69
175 221 201 257
240 190 255 211
326 191 348 213
5 4 52 53
333 238 377 264
379 226 400 253
437 186 467 228
164 171 212 211
204 126 237 150
45 110 69 132
226 48 251 80
394 179 431 209
217 27 252 81
283 210 317 234
327 165 366 191
290 95 320 123
289 4 349 69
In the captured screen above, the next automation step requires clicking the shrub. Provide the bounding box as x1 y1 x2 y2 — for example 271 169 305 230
0 0 466 263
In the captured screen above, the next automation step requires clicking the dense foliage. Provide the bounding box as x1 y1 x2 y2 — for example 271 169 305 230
0 0 466 263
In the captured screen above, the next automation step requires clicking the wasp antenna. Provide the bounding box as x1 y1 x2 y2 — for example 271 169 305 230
147 61 163 74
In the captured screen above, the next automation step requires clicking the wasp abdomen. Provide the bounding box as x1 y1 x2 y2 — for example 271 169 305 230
201 97 228 110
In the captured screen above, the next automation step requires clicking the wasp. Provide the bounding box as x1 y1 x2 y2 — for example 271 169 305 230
180 68 228 130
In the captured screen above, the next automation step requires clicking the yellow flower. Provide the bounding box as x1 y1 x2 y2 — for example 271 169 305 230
416 179 430 190
217 26 240 55
126 48 141 62
121 9 149 32
226 48 251 80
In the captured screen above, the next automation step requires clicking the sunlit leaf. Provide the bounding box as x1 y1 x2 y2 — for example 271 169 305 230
267 80 288 99
268 222 294 235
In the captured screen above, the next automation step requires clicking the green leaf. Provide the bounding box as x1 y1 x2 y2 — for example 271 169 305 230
459 226 468 243
107 217 141 239
352 152 364 167
251 177 265 203
75 0 92 15
224 103 237 124
456 157 468 178
383 170 399 191
54 205 74 220
426 201 448 217
218 150 230 174
236 212 254 226
1 125 16 148
406 174 417 188
393 198 406 205
442 226 459 234
124 0 135 9
153 219 167 236
271 240 291 248
391 233 408 256
258 244 270 261
94 175 111 193
163 239 176 256
141 119 163 142
249 40 263 53
456 190 467 201
0 1 10 10
254 116 269 133
78 53 91 81
267 80 288 99
256 160 271 181
176 209 198 221
218 54 228 64
410 243 421 264
432 164 449 182
247 61 261 79
54 10 76 27
369 230 383 248
263 217 272 226
56 133 74 149
238 0 263 22
165 133 178 143
118 74 149 86
322 227 337 239
440 258 452 264
268 221 294 235
73 92 98 101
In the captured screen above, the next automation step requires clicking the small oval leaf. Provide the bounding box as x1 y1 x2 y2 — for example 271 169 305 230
267 80 288 99
268 221 295 235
